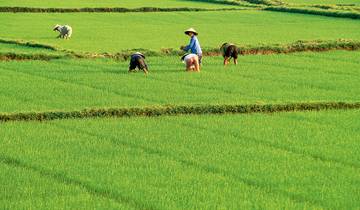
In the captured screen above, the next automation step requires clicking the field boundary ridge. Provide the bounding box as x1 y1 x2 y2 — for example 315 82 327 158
0 102 359 123
1 38 360 61
0 52 66 61
0 6 249 13
242 0 283 6
1 4 360 20
264 6 360 19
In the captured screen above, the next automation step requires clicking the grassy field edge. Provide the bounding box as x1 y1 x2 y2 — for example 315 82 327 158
264 6 360 19
2 38 360 61
1 102 359 122
0 6 249 13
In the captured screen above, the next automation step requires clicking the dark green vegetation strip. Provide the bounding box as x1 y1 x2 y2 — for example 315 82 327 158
2 38 360 61
0 52 65 61
264 6 360 19
120 39 360 58
236 39 360 55
0 102 359 122
0 6 245 13
310 4 360 12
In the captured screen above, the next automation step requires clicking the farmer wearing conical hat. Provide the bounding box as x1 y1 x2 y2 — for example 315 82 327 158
53 24 72 39
128 52 148 75
180 28 203 65
220 43 239 66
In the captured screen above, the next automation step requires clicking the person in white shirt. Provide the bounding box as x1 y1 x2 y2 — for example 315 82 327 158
53 24 72 39
181 53 200 72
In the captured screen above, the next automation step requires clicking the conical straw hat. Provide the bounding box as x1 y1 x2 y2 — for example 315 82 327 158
184 28 198 35
134 52 145 58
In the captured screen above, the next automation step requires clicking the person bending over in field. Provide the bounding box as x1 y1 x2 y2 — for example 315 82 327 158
129 52 148 75
180 28 203 65
53 24 72 39
220 43 239 66
181 53 200 72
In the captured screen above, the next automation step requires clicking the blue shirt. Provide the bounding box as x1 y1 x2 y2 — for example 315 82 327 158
184 36 202 55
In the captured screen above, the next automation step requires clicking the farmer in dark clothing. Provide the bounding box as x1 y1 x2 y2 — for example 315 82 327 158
220 43 239 66
129 52 148 74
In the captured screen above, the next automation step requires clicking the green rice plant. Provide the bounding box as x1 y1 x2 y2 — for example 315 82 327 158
0 1 359 209
3 38 360 60
0 38 57 50
0 51 359 113
0 110 359 209
0 42 68 59
0 163 131 209
1 11 360 53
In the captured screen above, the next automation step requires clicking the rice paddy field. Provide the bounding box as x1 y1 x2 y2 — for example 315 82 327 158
1 0 359 209
1 11 360 52
1 110 359 209
0 51 359 113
